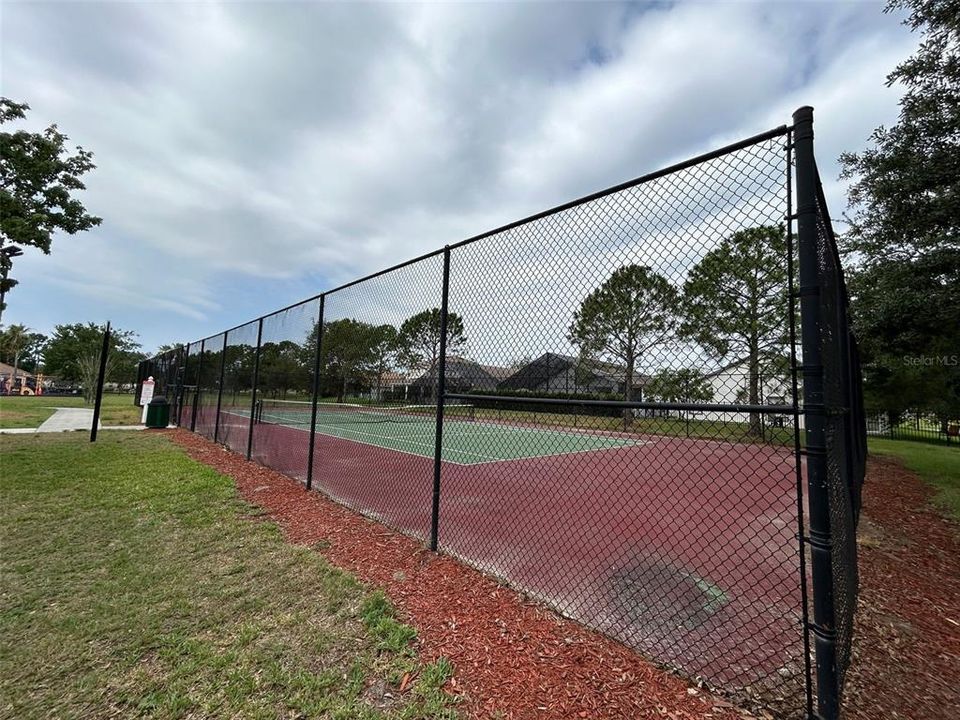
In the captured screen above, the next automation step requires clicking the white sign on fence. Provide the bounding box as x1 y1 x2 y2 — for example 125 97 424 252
140 377 155 423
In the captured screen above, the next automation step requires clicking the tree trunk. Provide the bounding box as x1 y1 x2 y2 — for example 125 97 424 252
748 343 761 437
623 355 634 428
12 350 20 395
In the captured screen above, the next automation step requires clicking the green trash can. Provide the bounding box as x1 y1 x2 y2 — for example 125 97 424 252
145 397 170 429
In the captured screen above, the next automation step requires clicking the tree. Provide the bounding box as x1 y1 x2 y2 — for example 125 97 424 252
0 324 31 392
110 347 147 392
0 99 102 322
368 324 398 401
0 325 46 376
154 343 180 356
680 226 789 436
21 332 47 375
395 308 467 401
838 0 960 420
42 323 141 401
568 265 678 419
321 319 381 402
646 368 715 419
257 339 311 398
221 341 257 402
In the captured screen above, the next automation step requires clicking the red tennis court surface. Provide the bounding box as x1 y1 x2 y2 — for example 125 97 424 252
247 414 808 702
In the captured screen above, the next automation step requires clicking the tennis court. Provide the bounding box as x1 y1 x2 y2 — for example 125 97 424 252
232 399 805 694
246 399 642 465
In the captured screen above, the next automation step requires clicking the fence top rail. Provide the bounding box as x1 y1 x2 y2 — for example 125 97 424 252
446 392 798 415
178 123 792 348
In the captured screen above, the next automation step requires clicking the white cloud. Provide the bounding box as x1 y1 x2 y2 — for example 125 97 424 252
1 0 916 351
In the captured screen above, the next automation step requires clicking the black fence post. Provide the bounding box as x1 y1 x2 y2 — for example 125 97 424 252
786 125 815 718
794 105 839 720
429 247 452 552
191 340 203 433
246 318 264 461
173 346 183 425
179 345 190 426
213 333 228 444
306 295 326 491
90 322 111 442
134 359 145 407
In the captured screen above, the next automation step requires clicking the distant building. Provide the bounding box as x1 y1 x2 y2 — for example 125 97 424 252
372 368 423 402
0 362 35 395
409 356 507 400
370 357 512 402
498 352 647 398
697 360 798 428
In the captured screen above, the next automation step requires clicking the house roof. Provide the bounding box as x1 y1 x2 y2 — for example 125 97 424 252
477 363 514 380
498 352 649 390
410 357 498 388
498 352 575 390
0 362 33 378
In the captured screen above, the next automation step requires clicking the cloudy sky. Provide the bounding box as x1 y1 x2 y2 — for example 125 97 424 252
2 0 917 354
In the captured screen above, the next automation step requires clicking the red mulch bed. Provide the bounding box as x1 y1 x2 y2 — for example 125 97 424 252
843 456 960 720
167 429 745 720
166 429 960 719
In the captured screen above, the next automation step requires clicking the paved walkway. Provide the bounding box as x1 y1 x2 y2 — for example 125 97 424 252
0 407 146 435
37 407 98 432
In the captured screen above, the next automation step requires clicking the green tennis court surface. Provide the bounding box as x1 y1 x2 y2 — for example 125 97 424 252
245 401 642 466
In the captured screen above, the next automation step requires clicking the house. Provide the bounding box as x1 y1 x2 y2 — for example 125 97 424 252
697 360 799 428
371 368 423 402
498 352 647 398
408 357 507 400
703 361 792 406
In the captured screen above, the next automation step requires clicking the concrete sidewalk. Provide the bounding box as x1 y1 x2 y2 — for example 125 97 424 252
37 407 97 432
0 407 146 435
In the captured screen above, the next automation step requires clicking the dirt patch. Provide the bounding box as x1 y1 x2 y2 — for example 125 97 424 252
843 455 960 720
608 553 728 634
168 429 745 720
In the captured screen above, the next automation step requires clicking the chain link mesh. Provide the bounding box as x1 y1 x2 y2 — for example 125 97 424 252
442 134 803 712
193 333 224 440
135 346 182 406
314 255 445 542
139 123 866 719
179 342 199 427
217 320 260 454
814 170 865 701
250 299 320 483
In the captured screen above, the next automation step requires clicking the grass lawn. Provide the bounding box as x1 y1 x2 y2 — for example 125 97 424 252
869 437 960 521
0 432 457 719
0 393 143 429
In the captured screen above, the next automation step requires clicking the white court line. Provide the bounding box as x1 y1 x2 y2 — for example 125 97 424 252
234 410 660 466
251 409 640 448
324 424 504 464
315 421 653 467
445 426 638 448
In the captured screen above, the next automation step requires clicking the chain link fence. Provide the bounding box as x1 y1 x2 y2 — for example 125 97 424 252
864 407 959 445
249 299 320 483
139 107 864 719
134 345 182 407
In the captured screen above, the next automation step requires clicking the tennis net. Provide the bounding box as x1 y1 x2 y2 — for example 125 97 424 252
255 399 475 427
